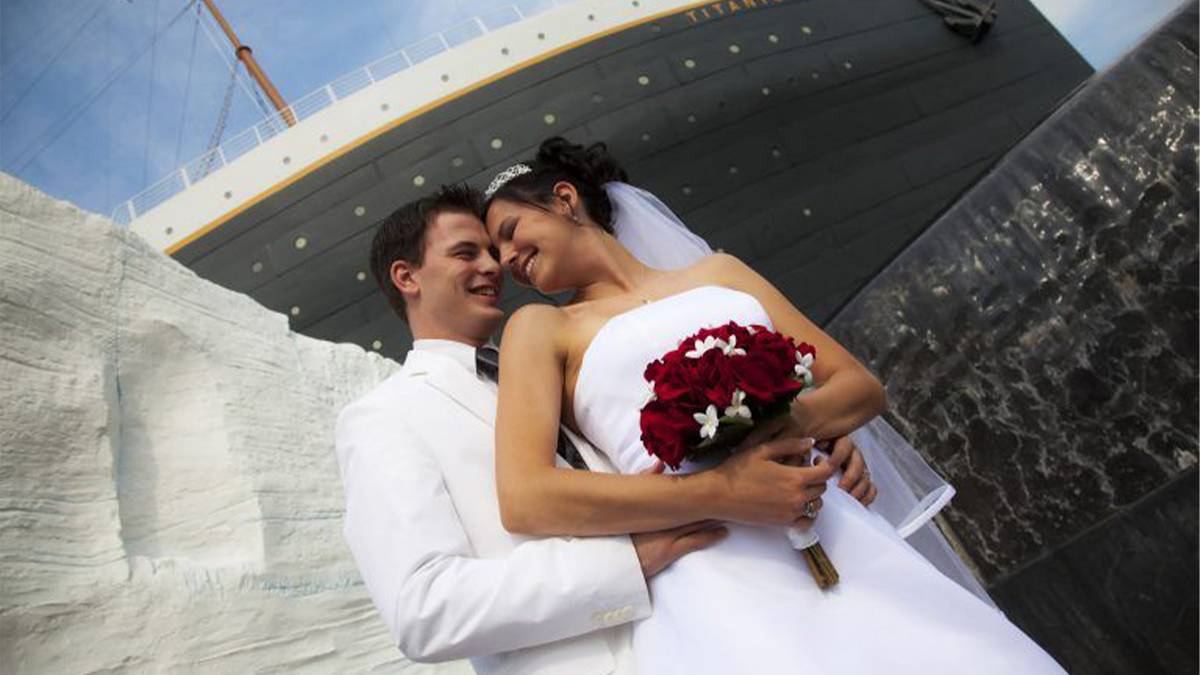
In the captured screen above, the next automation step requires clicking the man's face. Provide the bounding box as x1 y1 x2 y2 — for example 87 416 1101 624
405 210 503 344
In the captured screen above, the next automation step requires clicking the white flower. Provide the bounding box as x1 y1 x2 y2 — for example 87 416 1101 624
795 350 814 369
721 335 747 356
639 381 658 408
794 351 815 387
693 405 720 439
724 389 752 420
685 336 728 359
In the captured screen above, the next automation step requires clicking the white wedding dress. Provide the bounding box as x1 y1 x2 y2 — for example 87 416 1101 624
572 285 1066 675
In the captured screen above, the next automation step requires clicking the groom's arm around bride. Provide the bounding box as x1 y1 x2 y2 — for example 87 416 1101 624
335 187 868 674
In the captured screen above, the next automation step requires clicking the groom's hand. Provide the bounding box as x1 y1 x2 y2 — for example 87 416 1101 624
631 521 729 579
632 461 728 578
818 436 878 506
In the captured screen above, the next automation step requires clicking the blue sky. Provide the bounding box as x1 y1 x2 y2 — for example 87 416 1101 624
0 0 1188 217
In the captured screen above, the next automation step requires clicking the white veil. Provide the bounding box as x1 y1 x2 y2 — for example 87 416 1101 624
605 181 993 604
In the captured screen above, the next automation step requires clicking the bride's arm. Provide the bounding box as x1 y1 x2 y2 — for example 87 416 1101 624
494 303 721 536
494 303 822 537
706 253 888 441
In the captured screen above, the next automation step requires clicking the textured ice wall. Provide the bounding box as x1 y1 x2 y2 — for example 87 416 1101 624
0 174 472 674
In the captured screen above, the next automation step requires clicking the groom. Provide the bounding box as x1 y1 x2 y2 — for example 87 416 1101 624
335 184 875 675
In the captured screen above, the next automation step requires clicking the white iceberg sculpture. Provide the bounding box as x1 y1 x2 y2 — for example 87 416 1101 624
0 173 471 674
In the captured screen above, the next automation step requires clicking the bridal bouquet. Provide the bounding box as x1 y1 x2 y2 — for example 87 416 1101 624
638 321 839 588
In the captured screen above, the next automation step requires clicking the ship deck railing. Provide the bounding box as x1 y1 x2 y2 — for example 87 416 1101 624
110 0 578 226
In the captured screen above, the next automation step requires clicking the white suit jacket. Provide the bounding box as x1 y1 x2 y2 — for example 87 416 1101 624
336 347 651 675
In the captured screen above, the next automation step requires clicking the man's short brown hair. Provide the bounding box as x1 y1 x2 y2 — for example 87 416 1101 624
369 184 484 322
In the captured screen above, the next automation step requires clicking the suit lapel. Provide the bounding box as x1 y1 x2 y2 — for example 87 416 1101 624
408 349 616 472
414 350 498 428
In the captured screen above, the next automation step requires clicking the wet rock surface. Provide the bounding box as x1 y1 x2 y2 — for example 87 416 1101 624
828 5 1198 673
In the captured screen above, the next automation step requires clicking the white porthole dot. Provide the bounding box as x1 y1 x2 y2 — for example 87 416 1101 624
802 25 813 35
451 156 464 167
761 86 771 96
803 208 813 217
355 271 367 282
843 61 853 70
686 114 697 123
371 340 382 350
591 93 604 103
771 147 783 158
729 166 739 175
543 113 557 125
294 236 308 250
354 205 366 217
641 132 651 142
290 306 301 317
811 71 821 80
413 175 426 187
768 34 780 43
728 44 741 54
252 261 264 273
681 185 693 195
683 58 696 69
637 75 650 86
490 137 503 150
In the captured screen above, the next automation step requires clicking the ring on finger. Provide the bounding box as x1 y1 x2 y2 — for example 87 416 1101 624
801 500 818 518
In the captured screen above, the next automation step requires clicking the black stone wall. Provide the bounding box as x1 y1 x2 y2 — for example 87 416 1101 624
826 6 1199 674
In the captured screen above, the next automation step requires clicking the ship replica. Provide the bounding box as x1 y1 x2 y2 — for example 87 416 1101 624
6 1 1197 673
116 0 1090 360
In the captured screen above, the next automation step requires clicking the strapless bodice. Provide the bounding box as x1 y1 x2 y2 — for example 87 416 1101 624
572 285 772 475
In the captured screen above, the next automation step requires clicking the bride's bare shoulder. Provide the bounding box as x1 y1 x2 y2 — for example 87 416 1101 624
506 301 567 329
685 252 756 284
502 302 569 348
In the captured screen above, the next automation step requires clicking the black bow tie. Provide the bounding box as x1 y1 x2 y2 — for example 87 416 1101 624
474 343 587 470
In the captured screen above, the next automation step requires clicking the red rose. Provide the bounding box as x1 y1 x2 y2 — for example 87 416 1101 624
639 399 697 469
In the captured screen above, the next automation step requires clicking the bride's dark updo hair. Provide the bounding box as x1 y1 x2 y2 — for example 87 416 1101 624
486 137 628 233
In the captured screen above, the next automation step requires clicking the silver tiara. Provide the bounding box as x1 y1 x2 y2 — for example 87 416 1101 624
484 163 532 199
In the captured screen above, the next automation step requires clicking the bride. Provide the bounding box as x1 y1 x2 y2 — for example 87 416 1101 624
483 137 1065 674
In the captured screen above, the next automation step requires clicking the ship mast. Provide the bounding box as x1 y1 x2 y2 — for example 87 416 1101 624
200 0 295 126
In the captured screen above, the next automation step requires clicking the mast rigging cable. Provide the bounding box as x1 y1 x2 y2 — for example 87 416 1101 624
173 2 202 168
9 0 198 176
1 1 108 124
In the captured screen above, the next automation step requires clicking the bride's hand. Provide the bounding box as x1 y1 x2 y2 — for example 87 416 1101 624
767 418 878 506
703 421 833 527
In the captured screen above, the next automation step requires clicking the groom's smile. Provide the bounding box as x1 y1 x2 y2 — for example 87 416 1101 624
410 210 504 341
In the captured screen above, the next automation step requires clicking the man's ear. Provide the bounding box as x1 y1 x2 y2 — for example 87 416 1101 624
390 259 420 300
